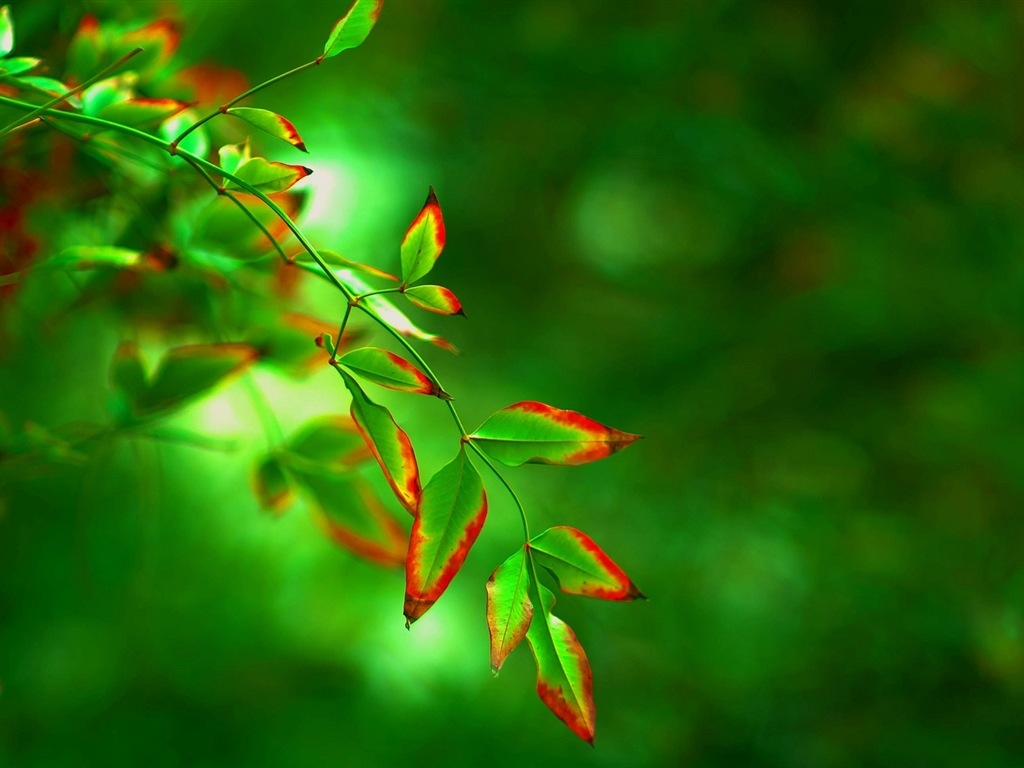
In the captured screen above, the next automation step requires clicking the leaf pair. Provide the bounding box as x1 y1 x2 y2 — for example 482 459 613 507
487 528 644 744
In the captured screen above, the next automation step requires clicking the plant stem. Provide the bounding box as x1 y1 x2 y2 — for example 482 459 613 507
0 46 143 139
171 59 320 149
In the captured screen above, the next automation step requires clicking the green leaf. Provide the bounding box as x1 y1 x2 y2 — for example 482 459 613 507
338 370 421 515
400 186 445 287
295 249 398 282
0 6 13 58
0 57 38 75
284 414 368 469
97 98 188 128
294 468 406 567
529 526 644 601
253 455 294 514
137 343 258 416
403 284 464 316
526 584 596 744
404 447 487 625
227 107 308 152
81 73 135 116
225 157 312 194
161 109 208 157
15 76 77 106
217 140 251 176
110 341 147 400
338 346 443 397
322 0 383 59
486 546 533 672
46 246 142 270
470 401 642 466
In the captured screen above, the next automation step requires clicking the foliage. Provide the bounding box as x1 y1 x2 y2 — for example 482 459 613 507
0 0 644 745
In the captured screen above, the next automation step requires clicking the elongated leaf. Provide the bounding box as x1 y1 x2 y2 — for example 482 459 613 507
227 107 307 152
486 546 533 672
338 346 441 397
529 526 644 601
294 249 398 282
284 414 368 469
0 6 13 58
98 98 188 127
322 0 383 59
217 140 251 175
225 157 312 194
338 370 421 515
404 447 487 624
470 401 641 466
526 584 596 744
402 284 464 316
295 469 406 567
47 246 142 270
16 76 76 104
253 455 294 514
0 57 38 75
137 343 258 416
400 187 445 287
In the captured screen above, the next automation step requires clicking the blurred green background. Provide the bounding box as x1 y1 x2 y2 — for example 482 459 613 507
3 0 1024 765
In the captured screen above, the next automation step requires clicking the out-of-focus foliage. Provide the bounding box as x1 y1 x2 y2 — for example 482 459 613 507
2 0 1024 765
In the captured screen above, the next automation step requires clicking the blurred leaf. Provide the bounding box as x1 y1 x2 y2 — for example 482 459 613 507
0 6 12 58
0 57 38 75
400 186 445 287
253 455 294 514
295 249 398 281
81 73 135 117
470 402 642 466
338 369 421 515
486 546 533 672
404 446 487 624
526 584 596 744
284 414 368 469
403 284 463 315
110 341 147 401
322 0 383 59
217 140 251 175
225 157 312 194
98 98 188 128
46 246 142 270
337 346 441 397
227 107 307 152
529 526 644 601
137 343 258 416
161 109 208 157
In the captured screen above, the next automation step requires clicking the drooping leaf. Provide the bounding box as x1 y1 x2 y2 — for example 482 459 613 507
486 546 533 672
46 246 142 271
110 341 147 400
0 57 38 75
526 584 596 744
296 469 406 567
470 401 642 466
0 6 13 58
322 0 383 59
403 284 464 316
98 98 188 128
338 346 442 397
217 140 251 175
227 107 308 152
529 526 644 601
253 455 294 514
284 414 368 469
338 369 421 515
400 186 445 287
137 343 258 416
161 109 208 157
404 447 487 625
225 157 312 194
294 249 398 282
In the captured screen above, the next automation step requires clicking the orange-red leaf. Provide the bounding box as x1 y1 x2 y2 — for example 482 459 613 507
404 447 487 625
402 284 464 316
226 157 312 194
529 526 644 601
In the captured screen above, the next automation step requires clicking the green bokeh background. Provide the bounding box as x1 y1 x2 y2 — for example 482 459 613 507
3 0 1024 765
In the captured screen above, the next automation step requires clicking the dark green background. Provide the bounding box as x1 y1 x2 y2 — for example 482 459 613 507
2 0 1024 765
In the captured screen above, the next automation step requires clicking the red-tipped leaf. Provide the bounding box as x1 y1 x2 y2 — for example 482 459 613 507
322 0 382 59
403 285 464 316
227 107 308 152
400 187 445 287
404 447 487 625
470 401 642 466
486 546 533 672
338 346 442 397
529 526 644 601
338 370 421 515
226 157 312 194
526 584 596 744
